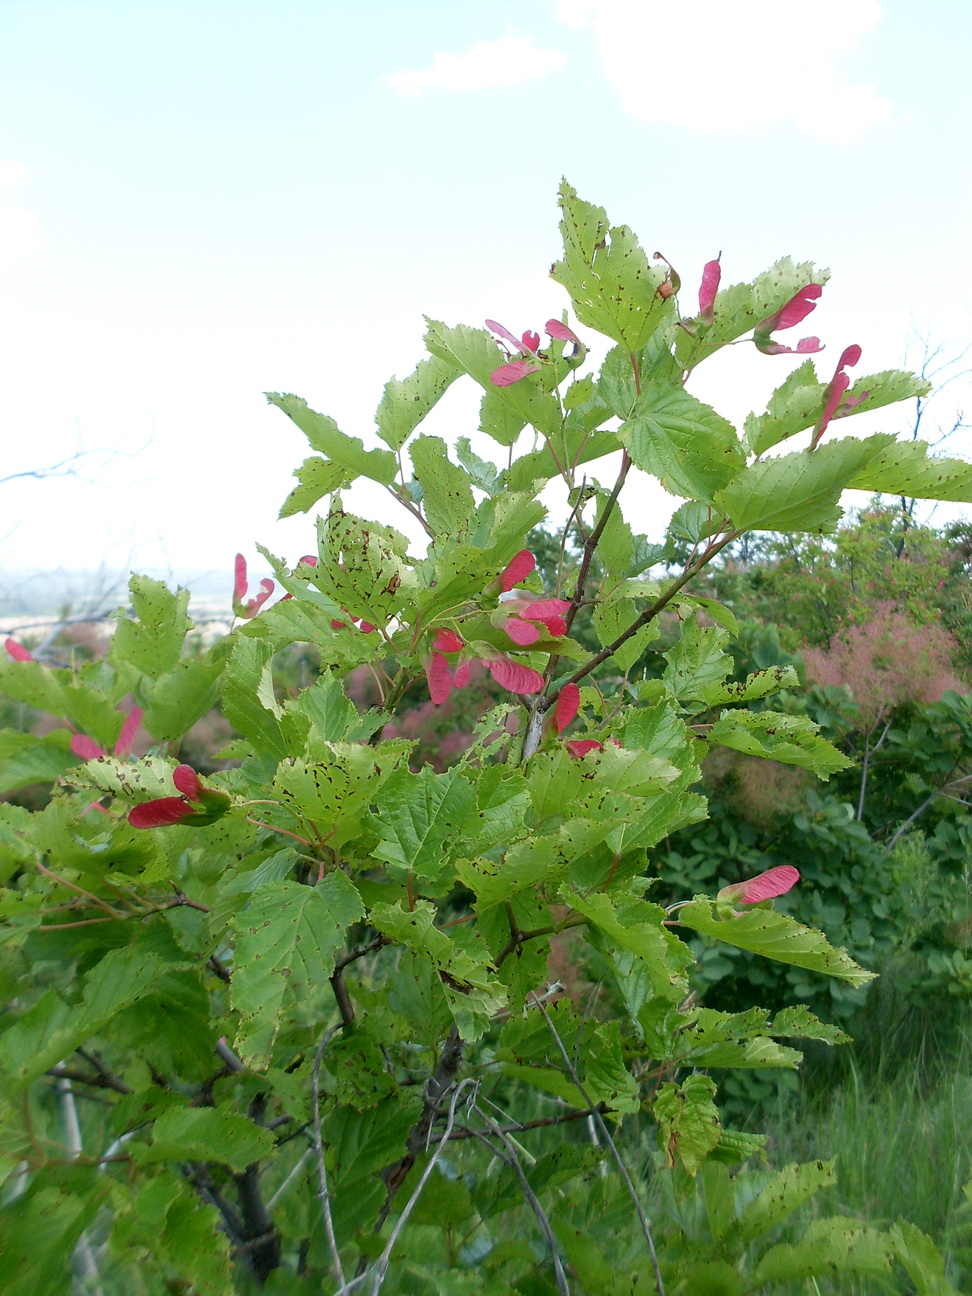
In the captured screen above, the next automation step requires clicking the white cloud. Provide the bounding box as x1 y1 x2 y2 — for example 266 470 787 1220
0 160 30 186
386 29 566 98
556 0 891 140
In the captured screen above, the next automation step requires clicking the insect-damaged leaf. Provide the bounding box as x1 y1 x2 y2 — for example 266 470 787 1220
230 875 363 1069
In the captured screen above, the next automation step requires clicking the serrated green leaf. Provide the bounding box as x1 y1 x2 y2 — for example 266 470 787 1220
134 1106 276 1173
409 434 475 536
593 593 659 672
744 358 826 454
230 874 363 1068
889 1219 962 1295
266 392 397 483
368 900 505 1040
288 670 381 745
315 507 415 627
663 613 732 702
369 765 476 884
847 437 972 502
737 1158 837 1242
111 575 190 679
754 1218 892 1285
66 752 183 803
714 434 896 534
279 454 351 517
376 352 461 451
560 884 691 999
0 729 77 793
708 708 851 777
653 1073 722 1174
551 180 674 351
667 499 727 545
424 318 562 438
618 384 745 502
676 899 876 986
455 435 502 494
457 836 568 910
221 635 290 760
771 1005 849 1045
0 656 67 716
701 664 799 707
0 950 173 1084
109 1172 234 1296
276 743 399 849
746 365 931 456
0 1175 102 1296
142 647 227 742
675 257 829 371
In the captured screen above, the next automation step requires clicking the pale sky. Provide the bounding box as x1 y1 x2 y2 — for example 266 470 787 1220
2 1 971 594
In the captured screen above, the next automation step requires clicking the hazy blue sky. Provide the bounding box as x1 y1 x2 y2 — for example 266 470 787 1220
2 0 971 590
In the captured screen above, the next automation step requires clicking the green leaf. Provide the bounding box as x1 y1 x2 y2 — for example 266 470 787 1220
754 1218 894 1285
315 507 415 627
221 635 290 760
456 835 568 910
707 709 852 778
745 365 932 455
673 1262 745 1296
368 900 506 1040
0 657 67 716
701 665 799 707
0 729 76 793
675 899 876 986
652 1073 722 1174
369 765 477 885
593 592 660 672
424 318 562 438
663 613 732 703
288 670 381 745
455 435 502 494
675 257 828 370
889 1220 962 1295
111 575 190 679
134 1106 276 1173
737 1158 837 1241
618 384 745 502
275 742 399 848
66 752 185 804
551 180 673 351
266 392 397 484
847 437 972 502
279 454 351 518
560 884 691 999
230 874 363 1069
376 352 461 451
109 1172 234 1296
456 764 531 856
409 435 475 536
771 1004 849 1045
142 647 227 742
744 358 827 455
714 435 896 534
0 1173 102 1296
0 950 173 1084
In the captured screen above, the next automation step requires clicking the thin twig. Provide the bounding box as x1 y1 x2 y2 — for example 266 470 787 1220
312 1024 345 1289
336 1080 477 1296
467 1107 572 1296
534 998 666 1296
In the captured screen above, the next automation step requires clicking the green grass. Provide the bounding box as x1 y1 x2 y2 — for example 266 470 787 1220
755 1035 972 1292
